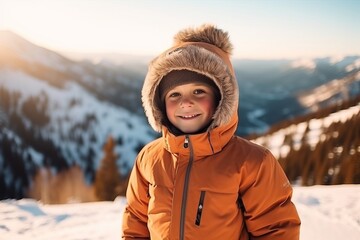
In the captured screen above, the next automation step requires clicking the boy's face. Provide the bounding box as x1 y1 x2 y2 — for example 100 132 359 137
164 82 217 134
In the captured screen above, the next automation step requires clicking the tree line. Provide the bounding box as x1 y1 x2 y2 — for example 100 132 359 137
26 136 128 203
248 95 360 186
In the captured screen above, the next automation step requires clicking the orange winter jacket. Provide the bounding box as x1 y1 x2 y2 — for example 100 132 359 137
122 24 300 240
122 115 301 240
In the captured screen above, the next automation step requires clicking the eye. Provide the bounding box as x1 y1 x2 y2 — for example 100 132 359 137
168 92 181 98
193 89 206 95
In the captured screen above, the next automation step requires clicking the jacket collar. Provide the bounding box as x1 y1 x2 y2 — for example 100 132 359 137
162 113 238 159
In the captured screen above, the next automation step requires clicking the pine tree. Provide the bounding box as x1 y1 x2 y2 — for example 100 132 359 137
94 136 121 201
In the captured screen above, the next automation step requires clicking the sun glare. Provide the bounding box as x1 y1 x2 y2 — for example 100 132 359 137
1 0 360 59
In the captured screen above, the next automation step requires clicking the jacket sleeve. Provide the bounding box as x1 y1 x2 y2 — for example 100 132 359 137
121 152 150 239
240 149 301 240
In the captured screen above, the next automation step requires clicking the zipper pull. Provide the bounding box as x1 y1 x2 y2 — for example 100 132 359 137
184 135 189 148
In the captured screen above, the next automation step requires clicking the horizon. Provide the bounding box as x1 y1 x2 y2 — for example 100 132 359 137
2 28 360 63
1 0 360 60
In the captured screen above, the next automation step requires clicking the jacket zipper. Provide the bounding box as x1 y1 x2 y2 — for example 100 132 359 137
238 194 251 240
180 135 193 240
207 132 214 153
195 191 206 226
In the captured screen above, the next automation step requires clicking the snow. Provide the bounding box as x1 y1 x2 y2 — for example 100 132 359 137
0 185 359 240
290 58 316 70
329 55 346 65
346 58 360 72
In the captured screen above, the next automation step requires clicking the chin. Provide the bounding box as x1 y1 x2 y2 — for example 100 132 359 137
180 128 199 134
182 130 197 134
181 126 205 134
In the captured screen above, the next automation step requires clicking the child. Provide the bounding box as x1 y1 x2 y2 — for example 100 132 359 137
122 24 301 240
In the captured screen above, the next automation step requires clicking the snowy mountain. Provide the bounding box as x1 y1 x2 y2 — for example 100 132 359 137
234 57 360 135
0 30 147 113
0 31 154 199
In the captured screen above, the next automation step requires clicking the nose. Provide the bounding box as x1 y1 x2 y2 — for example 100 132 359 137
180 95 193 108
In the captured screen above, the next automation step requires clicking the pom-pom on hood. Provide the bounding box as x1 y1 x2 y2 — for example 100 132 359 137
141 24 239 133
173 24 233 55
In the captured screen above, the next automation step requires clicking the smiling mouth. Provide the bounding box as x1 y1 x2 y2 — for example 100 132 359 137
179 114 200 119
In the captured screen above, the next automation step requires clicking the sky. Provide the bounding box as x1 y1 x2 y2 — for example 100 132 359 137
1 0 360 60
1 185 360 239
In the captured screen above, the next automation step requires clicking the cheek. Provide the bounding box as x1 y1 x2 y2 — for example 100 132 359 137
199 98 216 113
165 101 177 115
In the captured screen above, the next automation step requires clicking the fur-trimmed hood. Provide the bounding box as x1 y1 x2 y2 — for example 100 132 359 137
141 24 239 133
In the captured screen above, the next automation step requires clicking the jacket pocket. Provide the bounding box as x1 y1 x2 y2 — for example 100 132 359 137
195 191 206 226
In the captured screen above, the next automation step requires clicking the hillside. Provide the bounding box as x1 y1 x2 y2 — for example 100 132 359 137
0 31 154 199
250 96 360 185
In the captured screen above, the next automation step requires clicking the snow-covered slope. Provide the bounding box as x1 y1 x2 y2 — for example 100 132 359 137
253 103 360 159
0 185 359 240
0 69 153 167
